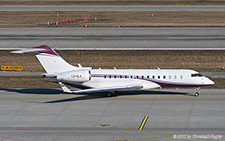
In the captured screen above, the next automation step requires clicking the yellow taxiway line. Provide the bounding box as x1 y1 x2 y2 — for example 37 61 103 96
97 124 218 141
138 116 149 131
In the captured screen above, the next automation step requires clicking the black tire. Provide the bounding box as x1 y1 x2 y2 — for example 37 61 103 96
194 92 199 97
107 93 113 97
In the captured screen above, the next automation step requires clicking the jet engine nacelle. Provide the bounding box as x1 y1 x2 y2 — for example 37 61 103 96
57 70 91 83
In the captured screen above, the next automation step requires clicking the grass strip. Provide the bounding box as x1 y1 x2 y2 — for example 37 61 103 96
1 50 225 72
1 11 225 27
1 50 224 88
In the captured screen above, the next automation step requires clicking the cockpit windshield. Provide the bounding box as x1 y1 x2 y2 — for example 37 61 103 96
191 73 203 77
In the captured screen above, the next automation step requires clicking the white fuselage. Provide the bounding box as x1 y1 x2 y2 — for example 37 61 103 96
66 69 214 90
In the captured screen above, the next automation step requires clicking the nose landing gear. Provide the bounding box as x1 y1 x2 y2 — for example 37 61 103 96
194 87 200 97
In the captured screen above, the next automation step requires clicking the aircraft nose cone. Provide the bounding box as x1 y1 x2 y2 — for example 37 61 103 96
206 78 214 85
210 80 214 85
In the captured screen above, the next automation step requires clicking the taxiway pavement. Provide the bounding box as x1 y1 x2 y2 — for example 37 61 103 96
1 27 225 50
0 88 224 141
1 5 225 11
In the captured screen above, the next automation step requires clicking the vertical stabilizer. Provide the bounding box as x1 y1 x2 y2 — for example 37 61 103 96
12 45 77 74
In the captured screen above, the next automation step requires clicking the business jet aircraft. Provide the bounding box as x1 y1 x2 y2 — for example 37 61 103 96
12 45 214 97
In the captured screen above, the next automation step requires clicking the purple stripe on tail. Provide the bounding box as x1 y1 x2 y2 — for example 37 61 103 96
33 45 59 56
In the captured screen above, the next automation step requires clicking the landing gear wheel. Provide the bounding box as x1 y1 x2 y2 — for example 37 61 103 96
193 87 200 97
194 92 199 97
107 93 112 97
107 92 114 97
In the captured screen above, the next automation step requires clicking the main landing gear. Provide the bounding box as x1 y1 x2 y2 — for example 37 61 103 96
193 87 200 97
107 91 115 97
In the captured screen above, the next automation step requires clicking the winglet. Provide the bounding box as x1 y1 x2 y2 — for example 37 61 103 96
58 82 73 93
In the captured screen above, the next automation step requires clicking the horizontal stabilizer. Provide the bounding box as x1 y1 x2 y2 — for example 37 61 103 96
11 48 48 54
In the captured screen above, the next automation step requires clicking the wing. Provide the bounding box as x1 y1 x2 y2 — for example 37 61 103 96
59 82 143 94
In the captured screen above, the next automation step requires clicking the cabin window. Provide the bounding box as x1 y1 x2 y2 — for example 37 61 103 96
163 76 166 79
125 75 127 79
158 76 160 79
147 75 149 79
130 75 133 79
191 73 203 77
136 76 139 79
142 75 144 79
114 75 116 79
169 75 171 79
104 75 106 79
109 75 111 79
180 75 183 79
152 76 155 79
174 75 177 79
